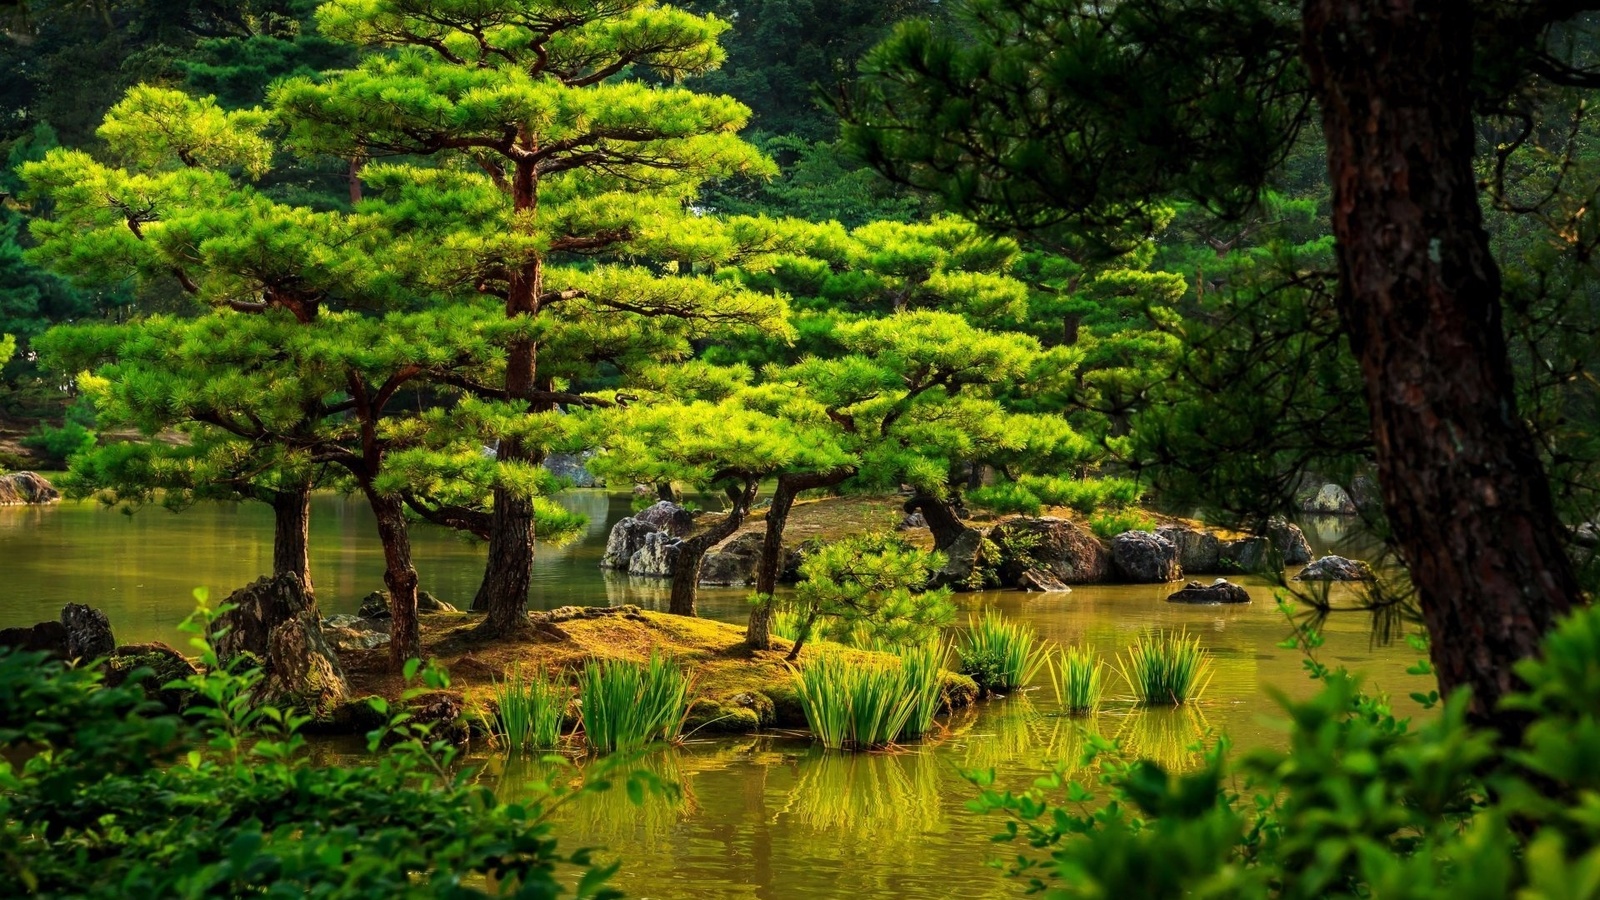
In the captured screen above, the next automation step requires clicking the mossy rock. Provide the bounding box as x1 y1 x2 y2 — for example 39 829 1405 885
685 690 775 734
102 643 199 712
767 683 807 729
940 671 979 710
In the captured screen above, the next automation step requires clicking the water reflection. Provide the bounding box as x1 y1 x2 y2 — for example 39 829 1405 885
781 748 943 844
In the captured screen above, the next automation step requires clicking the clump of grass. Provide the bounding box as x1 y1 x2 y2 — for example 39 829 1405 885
1088 509 1157 540
1048 646 1104 715
957 609 1048 694
486 665 568 754
1115 631 1215 706
792 652 925 751
578 653 693 754
771 608 802 643
898 639 949 739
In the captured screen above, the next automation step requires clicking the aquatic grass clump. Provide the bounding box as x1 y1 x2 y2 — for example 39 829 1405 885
578 653 693 754
486 665 568 754
1048 646 1104 714
792 652 923 751
771 608 802 643
898 639 950 739
1115 631 1215 706
957 609 1048 693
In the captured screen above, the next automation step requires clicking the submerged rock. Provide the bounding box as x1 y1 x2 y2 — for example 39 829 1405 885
212 574 349 718
1295 555 1375 582
1167 579 1251 604
1110 530 1183 583
0 471 60 505
992 517 1111 585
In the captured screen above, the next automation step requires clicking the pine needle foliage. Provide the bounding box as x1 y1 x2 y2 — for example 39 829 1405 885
1115 631 1215 706
578 653 694 755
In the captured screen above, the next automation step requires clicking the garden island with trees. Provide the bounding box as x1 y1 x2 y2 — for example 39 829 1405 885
6 1 1600 897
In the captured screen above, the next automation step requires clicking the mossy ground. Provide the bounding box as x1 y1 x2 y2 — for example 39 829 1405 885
338 608 977 736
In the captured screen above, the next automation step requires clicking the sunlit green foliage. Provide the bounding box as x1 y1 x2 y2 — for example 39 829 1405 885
782 533 955 659
578 654 694 755
790 650 935 751
957 608 1047 694
486 665 569 755
1049 646 1104 715
1116 631 1215 707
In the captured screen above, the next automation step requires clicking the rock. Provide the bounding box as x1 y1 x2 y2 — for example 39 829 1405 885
397 690 469 745
1017 569 1071 593
542 451 601 488
1301 483 1358 515
0 471 61 505
628 530 682 578
1110 531 1183 583
600 517 660 570
0 620 69 658
991 517 1112 585
211 573 349 717
1265 517 1313 565
699 532 765 586
1294 555 1376 582
1219 536 1273 574
1155 524 1221 573
358 589 453 617
322 626 391 653
60 603 115 660
1167 579 1251 604
1349 474 1382 511
103 642 199 711
897 511 928 531
928 528 989 590
417 591 456 612
633 501 694 537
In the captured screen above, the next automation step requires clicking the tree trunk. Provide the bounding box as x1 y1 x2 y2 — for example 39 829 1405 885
270 483 313 597
366 490 420 671
1302 0 1580 732
905 490 967 551
746 469 853 650
669 479 759 617
474 157 543 637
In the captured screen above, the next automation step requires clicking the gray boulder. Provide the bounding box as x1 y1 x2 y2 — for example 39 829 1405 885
634 501 694 537
61 603 115 660
1295 555 1376 582
1167 578 1251 604
600 517 660 570
1155 524 1221 573
0 471 60 505
356 589 455 619
1265 517 1314 565
629 530 682 578
212 573 349 718
1302 483 1358 515
991 517 1111 585
928 528 989 590
699 532 765 586
1110 531 1183 583
1220 536 1273 574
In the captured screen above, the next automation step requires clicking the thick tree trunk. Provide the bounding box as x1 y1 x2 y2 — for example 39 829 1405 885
1302 0 1580 731
366 490 420 671
668 479 759 617
905 490 967 551
270 483 313 597
475 157 543 637
746 469 853 650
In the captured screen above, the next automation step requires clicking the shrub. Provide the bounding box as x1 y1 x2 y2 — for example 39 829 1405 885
958 608 1048 693
1089 508 1158 539
783 533 955 660
485 665 568 754
578 653 693 754
22 420 95 466
1049 645 1104 714
1115 630 1214 706
0 600 623 897
791 651 934 750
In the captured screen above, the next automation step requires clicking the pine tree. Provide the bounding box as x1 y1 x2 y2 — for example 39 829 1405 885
271 0 789 637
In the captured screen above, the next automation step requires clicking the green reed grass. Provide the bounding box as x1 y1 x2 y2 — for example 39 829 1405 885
486 665 568 754
898 639 949 739
772 608 802 643
578 653 693 754
1115 631 1215 706
957 609 1048 693
1048 645 1104 714
792 652 927 750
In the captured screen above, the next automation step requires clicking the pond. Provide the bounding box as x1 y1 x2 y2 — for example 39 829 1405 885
0 492 1420 899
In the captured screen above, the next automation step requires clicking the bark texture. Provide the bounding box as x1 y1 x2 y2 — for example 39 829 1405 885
366 491 420 669
1302 0 1580 729
271 484 314 597
669 479 760 617
745 469 853 650
904 490 967 551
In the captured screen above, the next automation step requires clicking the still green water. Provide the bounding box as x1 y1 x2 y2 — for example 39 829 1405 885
0 493 1417 899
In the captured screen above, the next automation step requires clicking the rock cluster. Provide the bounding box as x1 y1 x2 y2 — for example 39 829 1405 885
542 451 602 488
600 501 694 575
0 603 199 710
212 573 349 718
0 471 60 505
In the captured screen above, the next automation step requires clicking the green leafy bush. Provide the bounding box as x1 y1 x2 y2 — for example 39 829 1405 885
1089 508 1158 539
970 475 1143 517
969 602 1600 898
0 603 623 898
22 420 95 467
